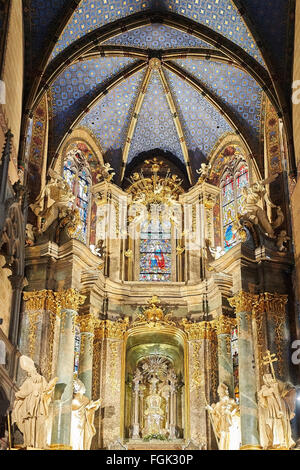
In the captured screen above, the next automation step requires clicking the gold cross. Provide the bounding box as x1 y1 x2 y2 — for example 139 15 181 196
262 350 278 379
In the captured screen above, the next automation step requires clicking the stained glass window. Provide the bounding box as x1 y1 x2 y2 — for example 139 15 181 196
222 174 236 251
63 150 91 244
222 162 249 251
140 219 172 282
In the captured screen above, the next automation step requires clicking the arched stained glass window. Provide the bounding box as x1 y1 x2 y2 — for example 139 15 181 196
63 148 92 244
139 219 172 282
222 174 236 251
221 160 249 251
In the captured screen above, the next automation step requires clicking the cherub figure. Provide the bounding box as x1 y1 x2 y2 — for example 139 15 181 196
196 163 211 183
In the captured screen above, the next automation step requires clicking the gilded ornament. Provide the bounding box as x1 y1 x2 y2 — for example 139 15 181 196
132 296 176 329
55 288 86 312
213 315 236 336
228 291 257 314
77 314 100 334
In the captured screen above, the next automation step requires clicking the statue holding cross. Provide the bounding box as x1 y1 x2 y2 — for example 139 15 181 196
258 350 296 449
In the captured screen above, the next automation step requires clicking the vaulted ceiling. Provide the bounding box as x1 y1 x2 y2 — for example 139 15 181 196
23 0 296 184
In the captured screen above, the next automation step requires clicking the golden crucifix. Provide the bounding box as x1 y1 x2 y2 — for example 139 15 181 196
262 350 278 379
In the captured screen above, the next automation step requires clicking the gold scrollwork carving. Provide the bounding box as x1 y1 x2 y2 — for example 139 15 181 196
212 315 236 336
95 318 129 340
109 341 120 394
77 314 100 334
228 291 258 314
191 341 203 392
181 319 216 341
55 288 86 312
23 290 49 311
261 293 287 376
132 296 176 329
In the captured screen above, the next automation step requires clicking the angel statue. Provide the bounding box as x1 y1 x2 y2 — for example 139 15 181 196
11 355 58 449
206 383 241 450
196 163 211 183
96 163 115 183
70 379 101 450
241 173 284 238
258 373 296 449
30 168 75 234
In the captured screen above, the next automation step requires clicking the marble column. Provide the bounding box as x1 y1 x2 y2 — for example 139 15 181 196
51 289 86 450
229 292 261 450
169 383 176 439
78 314 98 400
132 379 140 439
214 315 235 398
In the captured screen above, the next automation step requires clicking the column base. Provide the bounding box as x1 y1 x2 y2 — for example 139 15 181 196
240 445 262 450
268 445 290 451
49 444 73 450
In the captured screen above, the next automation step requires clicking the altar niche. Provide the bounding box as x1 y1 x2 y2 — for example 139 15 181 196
122 329 188 443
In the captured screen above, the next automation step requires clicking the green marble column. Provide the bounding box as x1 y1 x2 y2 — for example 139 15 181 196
229 292 261 450
78 314 98 400
51 289 85 450
214 315 235 398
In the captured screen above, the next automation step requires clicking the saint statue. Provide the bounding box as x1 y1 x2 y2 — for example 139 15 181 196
258 373 296 449
30 168 75 234
11 355 58 449
143 376 165 437
241 173 284 238
206 383 241 450
70 379 101 450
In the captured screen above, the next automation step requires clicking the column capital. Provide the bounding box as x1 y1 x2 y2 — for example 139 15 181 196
55 288 86 312
23 290 50 311
77 314 100 333
228 291 258 314
94 318 129 340
213 314 237 335
260 292 288 314
181 319 216 340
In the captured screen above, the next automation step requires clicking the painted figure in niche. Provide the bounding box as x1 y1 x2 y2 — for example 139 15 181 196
206 383 241 450
258 374 296 449
71 379 101 450
11 356 58 449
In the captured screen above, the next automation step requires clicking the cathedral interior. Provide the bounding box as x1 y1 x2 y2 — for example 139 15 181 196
1 0 300 451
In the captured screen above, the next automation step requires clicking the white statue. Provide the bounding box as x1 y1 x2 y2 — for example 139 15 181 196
11 356 58 449
196 163 211 183
258 373 296 449
242 173 284 238
30 169 75 234
71 379 101 450
206 383 241 450
96 163 115 183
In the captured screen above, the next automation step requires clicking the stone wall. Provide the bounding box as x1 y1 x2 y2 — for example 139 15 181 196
0 0 24 183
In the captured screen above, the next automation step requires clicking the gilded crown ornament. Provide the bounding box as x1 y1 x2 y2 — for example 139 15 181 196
133 296 175 328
